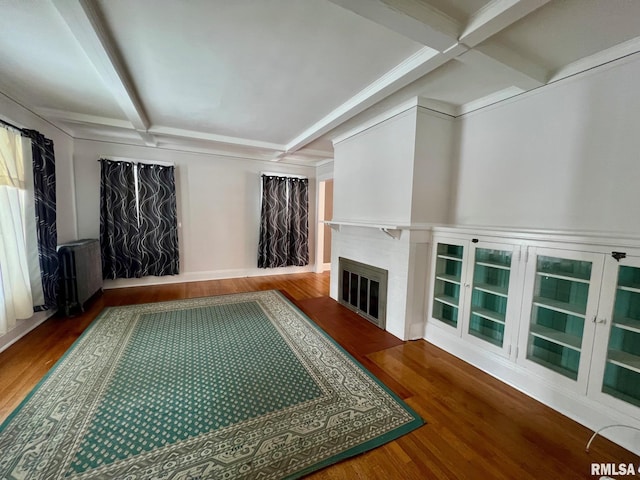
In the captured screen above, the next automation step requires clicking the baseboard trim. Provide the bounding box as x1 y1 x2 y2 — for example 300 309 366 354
424 324 640 455
0 310 55 353
104 265 317 289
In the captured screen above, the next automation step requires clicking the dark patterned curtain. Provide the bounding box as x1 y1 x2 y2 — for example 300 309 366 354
23 130 58 310
258 175 309 268
99 159 141 279
137 164 179 276
287 178 309 266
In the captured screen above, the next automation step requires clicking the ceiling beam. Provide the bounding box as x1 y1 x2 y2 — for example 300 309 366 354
285 43 467 153
459 0 552 47
150 126 286 152
51 0 156 146
459 47 547 90
289 0 557 153
327 0 459 52
35 107 134 129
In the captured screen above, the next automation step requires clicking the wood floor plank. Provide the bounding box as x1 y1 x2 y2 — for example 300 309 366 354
0 271 637 479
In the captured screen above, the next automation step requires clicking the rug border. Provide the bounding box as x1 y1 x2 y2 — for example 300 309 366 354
270 291 424 479
0 291 425 478
0 305 113 433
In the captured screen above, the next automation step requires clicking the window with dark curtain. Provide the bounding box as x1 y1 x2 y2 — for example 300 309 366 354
137 163 179 277
258 175 309 268
23 130 58 310
0 120 59 333
99 159 179 279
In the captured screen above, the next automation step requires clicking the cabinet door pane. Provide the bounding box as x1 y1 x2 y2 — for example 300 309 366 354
526 256 591 380
528 336 581 379
468 248 511 348
602 265 640 406
469 313 504 346
433 242 464 328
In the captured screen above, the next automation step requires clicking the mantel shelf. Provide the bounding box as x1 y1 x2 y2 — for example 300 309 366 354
324 221 434 240
323 220 431 240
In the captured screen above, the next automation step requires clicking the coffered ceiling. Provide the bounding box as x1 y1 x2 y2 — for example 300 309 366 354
1 0 639 165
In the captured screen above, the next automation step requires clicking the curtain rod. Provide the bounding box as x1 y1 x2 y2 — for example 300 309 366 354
261 171 307 179
98 156 174 167
0 117 26 133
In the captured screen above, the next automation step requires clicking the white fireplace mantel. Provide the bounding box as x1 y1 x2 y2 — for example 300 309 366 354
324 220 432 240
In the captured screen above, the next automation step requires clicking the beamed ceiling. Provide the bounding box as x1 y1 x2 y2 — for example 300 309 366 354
1 0 639 165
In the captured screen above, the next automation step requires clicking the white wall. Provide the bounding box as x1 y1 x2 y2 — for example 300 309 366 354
73 140 317 287
333 110 416 224
330 106 443 340
453 55 640 235
411 109 455 224
323 179 333 264
316 160 334 181
0 94 76 351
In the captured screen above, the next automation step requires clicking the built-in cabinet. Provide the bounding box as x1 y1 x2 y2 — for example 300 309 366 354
431 241 467 330
465 242 521 358
426 230 640 442
518 248 604 392
590 256 640 417
429 237 521 358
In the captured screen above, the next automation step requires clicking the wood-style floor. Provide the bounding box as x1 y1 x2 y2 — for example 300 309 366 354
1 272 638 479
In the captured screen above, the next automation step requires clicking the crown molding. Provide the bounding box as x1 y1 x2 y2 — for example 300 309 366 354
457 86 525 115
149 125 285 151
548 35 640 83
35 107 133 129
331 96 455 145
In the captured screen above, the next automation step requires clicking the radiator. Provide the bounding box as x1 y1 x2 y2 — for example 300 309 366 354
57 239 103 316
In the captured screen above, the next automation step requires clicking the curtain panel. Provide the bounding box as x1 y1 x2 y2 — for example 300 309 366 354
99 160 141 279
137 164 179 276
0 128 33 334
287 178 309 266
258 175 309 268
99 159 179 280
23 130 58 310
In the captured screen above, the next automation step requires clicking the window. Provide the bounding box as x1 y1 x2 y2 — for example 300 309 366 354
257 174 309 268
99 159 179 279
0 127 42 333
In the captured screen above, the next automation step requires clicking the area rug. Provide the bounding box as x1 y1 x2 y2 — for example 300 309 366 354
0 290 423 479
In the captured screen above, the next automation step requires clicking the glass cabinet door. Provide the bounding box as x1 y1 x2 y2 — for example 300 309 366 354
526 255 591 379
600 264 640 408
519 248 603 390
467 248 513 349
432 242 465 329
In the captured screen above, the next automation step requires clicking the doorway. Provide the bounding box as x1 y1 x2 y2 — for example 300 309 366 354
316 179 333 273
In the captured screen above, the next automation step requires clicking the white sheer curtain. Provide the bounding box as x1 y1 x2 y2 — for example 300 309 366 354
0 127 34 334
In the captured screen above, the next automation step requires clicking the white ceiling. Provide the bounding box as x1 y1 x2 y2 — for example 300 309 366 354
1 0 639 165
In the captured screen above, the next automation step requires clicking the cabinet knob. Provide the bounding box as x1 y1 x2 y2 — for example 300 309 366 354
594 317 607 325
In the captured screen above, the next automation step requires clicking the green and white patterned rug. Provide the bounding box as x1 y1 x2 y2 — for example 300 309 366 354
0 290 423 479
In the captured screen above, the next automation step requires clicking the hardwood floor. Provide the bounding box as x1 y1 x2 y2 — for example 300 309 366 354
1 272 637 479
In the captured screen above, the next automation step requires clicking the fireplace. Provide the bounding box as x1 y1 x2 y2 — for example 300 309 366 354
338 257 388 329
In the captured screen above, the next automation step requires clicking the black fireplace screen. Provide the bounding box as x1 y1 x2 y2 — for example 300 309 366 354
338 257 387 329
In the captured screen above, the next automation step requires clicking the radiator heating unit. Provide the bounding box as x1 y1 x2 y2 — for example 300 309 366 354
57 239 103 315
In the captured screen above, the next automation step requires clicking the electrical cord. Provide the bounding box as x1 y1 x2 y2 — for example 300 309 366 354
586 424 640 452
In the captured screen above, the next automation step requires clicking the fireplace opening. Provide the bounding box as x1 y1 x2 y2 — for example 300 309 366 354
338 257 388 329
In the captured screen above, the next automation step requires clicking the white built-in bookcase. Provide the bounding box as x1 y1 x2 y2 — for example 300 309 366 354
425 227 640 454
